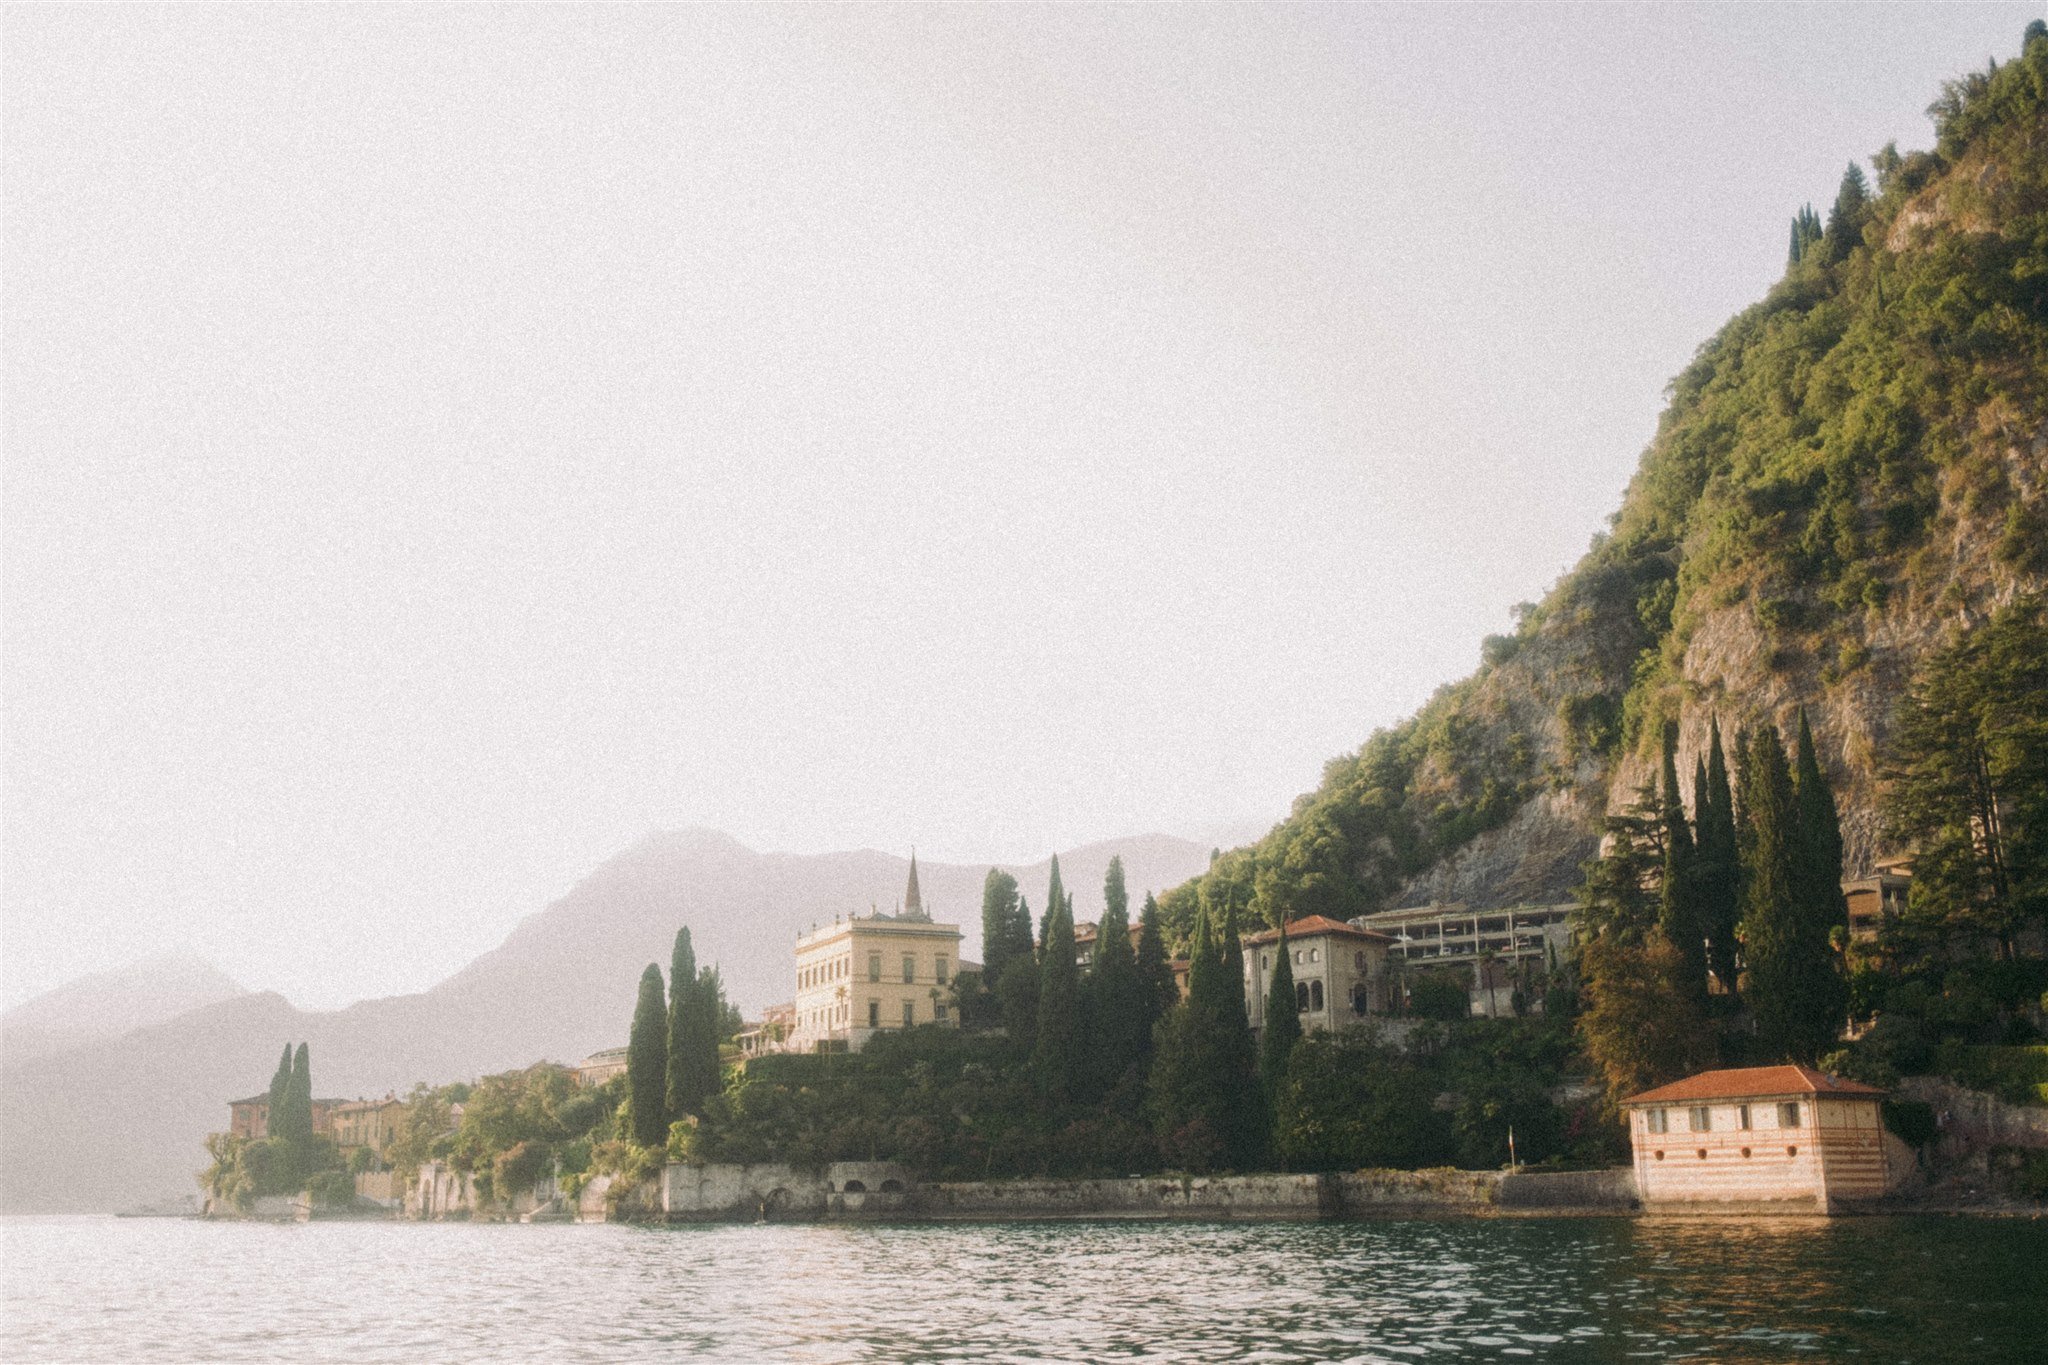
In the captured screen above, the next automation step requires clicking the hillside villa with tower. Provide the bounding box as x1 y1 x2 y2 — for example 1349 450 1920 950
785 856 965 1054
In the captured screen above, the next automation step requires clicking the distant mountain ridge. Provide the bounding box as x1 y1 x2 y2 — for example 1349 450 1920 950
0 829 1212 1213
0 955 247 1065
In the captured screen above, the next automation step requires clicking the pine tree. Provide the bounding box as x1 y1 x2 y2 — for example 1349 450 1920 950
1881 600 2048 961
666 927 697 1125
1698 718 1742 997
1575 781 1663 944
1824 163 1870 262
1657 723 1709 1004
627 963 669 1149
1032 872 1081 1100
1258 919 1302 1112
979 869 1023 987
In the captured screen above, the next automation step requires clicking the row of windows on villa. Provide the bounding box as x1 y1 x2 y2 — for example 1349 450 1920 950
800 954 950 991
1643 1102 1803 1134
1258 948 1375 971
799 998 951 1033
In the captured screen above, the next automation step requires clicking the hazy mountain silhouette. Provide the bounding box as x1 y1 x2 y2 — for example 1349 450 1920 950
1 955 248 1065
0 830 1210 1212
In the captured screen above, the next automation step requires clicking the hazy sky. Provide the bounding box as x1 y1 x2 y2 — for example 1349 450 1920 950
5 4 2036 1010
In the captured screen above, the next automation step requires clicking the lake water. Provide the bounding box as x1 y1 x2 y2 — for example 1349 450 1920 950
2 1215 2043 1362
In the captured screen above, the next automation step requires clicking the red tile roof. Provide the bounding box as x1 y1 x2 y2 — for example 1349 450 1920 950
1240 915 1395 946
1624 1065 1886 1106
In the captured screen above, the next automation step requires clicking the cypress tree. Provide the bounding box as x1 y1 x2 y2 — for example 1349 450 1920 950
1038 856 1065 950
1211 890 1264 1165
1657 723 1709 1004
689 964 726 1106
1792 710 1851 1048
281 1042 311 1143
1135 891 1177 1036
1083 857 1147 1100
1033 874 1081 1099
1698 718 1742 997
1740 726 1837 1063
665 927 697 1124
627 963 669 1149
1258 919 1302 1116
1149 902 1236 1170
997 893 1040 1053
265 1043 292 1136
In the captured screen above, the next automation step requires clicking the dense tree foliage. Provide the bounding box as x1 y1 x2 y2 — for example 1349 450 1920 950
1882 599 2048 961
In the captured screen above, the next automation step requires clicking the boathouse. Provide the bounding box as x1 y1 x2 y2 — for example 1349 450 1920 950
1624 1065 1890 1213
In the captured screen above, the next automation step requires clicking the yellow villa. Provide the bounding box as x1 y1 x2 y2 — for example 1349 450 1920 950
790 856 963 1053
1624 1065 1891 1213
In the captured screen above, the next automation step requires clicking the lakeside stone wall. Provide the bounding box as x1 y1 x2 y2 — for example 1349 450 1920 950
609 1163 1641 1223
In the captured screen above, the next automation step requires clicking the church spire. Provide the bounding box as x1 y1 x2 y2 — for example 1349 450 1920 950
903 850 926 921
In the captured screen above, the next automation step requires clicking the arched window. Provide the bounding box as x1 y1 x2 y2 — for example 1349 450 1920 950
1295 982 1310 1012
1355 951 1367 971
1350 983 1369 1016
1310 981 1325 1011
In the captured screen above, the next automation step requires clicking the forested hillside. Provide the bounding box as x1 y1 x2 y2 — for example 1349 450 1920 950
1165 25 2048 938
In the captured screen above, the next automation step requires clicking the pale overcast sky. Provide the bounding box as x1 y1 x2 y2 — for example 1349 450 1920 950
5 4 2037 1009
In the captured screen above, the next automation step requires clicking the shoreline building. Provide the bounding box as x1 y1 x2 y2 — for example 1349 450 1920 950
1243 916 1395 1035
789 855 964 1054
1623 1065 1891 1213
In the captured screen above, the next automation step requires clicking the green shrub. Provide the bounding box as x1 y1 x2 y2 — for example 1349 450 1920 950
1882 1099 1938 1148
307 1170 357 1207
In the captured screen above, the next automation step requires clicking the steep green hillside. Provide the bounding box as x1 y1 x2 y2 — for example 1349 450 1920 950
1167 24 2048 939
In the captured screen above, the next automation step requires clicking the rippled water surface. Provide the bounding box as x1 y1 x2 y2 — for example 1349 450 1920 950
3 1215 2044 1362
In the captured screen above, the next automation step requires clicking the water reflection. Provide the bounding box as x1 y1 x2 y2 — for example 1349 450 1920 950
3 1214 2042 1362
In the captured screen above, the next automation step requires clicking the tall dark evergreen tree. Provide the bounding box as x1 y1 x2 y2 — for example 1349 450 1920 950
1575 782 1663 944
1792 711 1851 1036
688 964 727 1106
1135 891 1178 1036
265 1043 292 1134
1698 718 1742 997
627 962 669 1148
997 892 1041 1052
1740 727 1839 1063
1038 856 1065 951
1823 163 1870 262
1151 901 1252 1170
666 927 698 1125
1032 872 1081 1099
979 869 1025 987
1083 857 1147 1100
1881 600 2048 960
1258 919 1302 1113
1657 723 1709 1004
277 1042 311 1143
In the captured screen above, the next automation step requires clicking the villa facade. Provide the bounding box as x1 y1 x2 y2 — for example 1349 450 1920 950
789 856 964 1053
